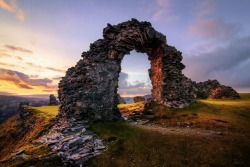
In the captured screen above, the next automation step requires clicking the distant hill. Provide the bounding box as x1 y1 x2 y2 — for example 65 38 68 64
143 94 152 99
122 97 134 104
121 94 152 104
0 95 49 123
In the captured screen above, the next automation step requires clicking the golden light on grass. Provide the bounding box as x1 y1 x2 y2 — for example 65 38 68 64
30 106 59 118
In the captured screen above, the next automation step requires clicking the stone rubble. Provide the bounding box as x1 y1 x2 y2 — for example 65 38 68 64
38 118 105 167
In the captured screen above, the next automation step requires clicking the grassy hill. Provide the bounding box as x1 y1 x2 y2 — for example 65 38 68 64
86 94 250 167
0 95 49 123
0 106 63 167
0 94 249 167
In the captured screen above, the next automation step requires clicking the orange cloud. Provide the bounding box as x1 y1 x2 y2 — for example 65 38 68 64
0 0 25 21
0 62 15 67
0 50 11 58
5 44 32 54
0 68 55 90
43 89 56 92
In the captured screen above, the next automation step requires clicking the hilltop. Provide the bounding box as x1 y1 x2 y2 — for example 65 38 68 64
0 93 249 166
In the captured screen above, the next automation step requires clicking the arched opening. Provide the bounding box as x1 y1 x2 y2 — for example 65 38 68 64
58 19 197 122
118 51 152 103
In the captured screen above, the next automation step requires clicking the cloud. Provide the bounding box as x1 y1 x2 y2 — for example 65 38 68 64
5 44 33 54
194 0 215 19
0 91 17 95
188 1 239 42
25 62 40 68
0 0 25 21
0 68 55 89
15 55 22 60
25 62 65 73
149 0 178 22
183 36 250 90
184 1 250 92
0 50 11 58
46 67 65 73
15 83 32 89
0 62 15 67
43 89 55 92
118 72 151 95
189 18 239 41
53 76 63 80
156 0 170 7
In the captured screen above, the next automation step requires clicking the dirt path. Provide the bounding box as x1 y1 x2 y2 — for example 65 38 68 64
135 124 227 138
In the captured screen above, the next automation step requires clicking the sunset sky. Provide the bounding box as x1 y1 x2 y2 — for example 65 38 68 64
0 0 250 97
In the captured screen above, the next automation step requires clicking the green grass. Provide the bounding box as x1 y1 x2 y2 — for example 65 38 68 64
86 122 250 167
29 106 59 118
118 102 145 111
0 106 62 167
141 97 250 129
240 93 250 99
199 99 250 107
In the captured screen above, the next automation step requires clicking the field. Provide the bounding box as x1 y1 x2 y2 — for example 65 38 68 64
0 94 250 167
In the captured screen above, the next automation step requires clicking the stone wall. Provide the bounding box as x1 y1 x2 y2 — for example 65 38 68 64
118 94 126 104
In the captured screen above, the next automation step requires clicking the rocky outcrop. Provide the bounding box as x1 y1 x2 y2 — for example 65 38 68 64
133 96 145 103
208 86 240 99
195 80 240 99
118 94 126 104
49 94 58 106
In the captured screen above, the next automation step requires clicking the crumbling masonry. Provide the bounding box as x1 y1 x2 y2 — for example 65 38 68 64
58 19 239 121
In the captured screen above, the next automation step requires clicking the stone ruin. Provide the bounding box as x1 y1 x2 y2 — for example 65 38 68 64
118 94 126 104
196 80 240 99
58 19 239 122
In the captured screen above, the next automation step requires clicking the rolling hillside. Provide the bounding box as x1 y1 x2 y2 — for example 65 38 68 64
0 94 249 167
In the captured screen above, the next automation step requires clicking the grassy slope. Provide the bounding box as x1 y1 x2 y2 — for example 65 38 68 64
0 94 250 167
0 106 63 167
86 93 250 167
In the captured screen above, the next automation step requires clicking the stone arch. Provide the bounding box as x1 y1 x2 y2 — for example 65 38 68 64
58 19 196 121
